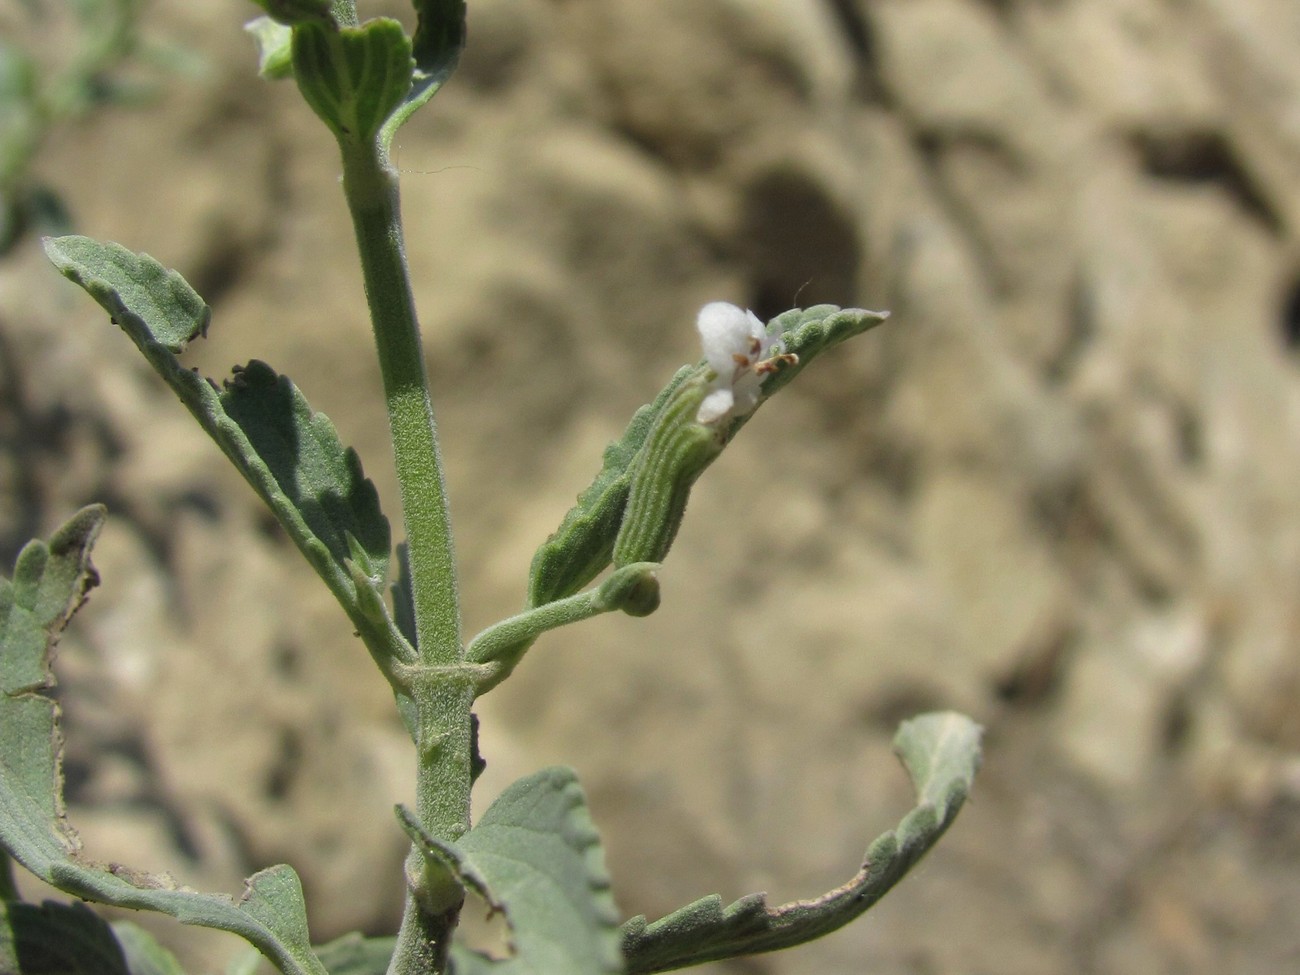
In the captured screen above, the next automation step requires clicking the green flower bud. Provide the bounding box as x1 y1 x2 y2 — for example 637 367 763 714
597 562 661 618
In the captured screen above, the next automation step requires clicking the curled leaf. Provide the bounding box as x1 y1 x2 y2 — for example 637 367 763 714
442 768 624 975
620 712 981 973
0 509 328 975
43 236 409 683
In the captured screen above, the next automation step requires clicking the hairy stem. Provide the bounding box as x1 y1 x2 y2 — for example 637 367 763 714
338 139 469 974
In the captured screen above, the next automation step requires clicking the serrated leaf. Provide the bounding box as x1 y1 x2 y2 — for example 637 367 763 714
528 305 887 607
0 509 329 975
111 921 188 975
0 899 130 975
755 305 888 404
380 0 466 144
292 19 413 146
526 367 692 607
217 360 390 586
42 236 409 674
620 712 981 973
609 374 719 568
405 768 623 975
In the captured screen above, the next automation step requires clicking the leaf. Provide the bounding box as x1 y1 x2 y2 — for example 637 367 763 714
739 304 889 424
0 899 130 975
247 0 335 27
609 375 719 569
526 367 693 607
313 932 397 975
405 768 624 975
111 921 188 975
381 0 467 144
292 19 414 146
42 236 409 673
246 16 296 80
218 360 390 586
527 305 888 607
619 712 982 974
0 509 330 975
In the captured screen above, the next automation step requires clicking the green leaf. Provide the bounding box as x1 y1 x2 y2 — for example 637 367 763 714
528 305 888 607
247 0 335 27
0 509 327 974
246 16 296 80
217 360 391 587
405 768 624 975
620 712 981 973
609 375 720 569
292 19 414 146
0 899 130 975
380 0 466 143
753 305 889 406
111 921 188 975
42 236 410 678
527 367 693 608
313 932 397 975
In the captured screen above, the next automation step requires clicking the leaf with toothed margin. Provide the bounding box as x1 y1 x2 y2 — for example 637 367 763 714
619 712 981 973
42 235 408 675
0 508 328 975
527 304 888 608
729 304 889 432
292 18 414 146
526 366 692 608
403 768 624 975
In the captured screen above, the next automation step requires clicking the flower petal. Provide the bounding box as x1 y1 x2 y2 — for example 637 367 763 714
697 387 735 424
697 302 756 376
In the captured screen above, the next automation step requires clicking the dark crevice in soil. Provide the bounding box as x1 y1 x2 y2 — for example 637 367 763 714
1129 127 1282 234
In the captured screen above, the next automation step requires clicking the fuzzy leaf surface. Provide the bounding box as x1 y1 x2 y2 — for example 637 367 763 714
404 768 623 974
526 367 692 607
293 18 413 145
0 899 129 975
620 712 981 973
0 508 328 975
110 921 188 975
312 932 397 975
42 236 405 669
528 304 887 606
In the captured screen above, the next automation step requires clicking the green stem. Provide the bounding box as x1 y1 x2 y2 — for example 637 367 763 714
467 561 662 694
338 139 470 973
339 143 461 667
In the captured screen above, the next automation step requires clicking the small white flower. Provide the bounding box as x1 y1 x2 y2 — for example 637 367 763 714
695 301 795 424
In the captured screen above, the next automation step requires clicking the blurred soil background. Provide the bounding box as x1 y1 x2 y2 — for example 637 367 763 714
3 0 1300 972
